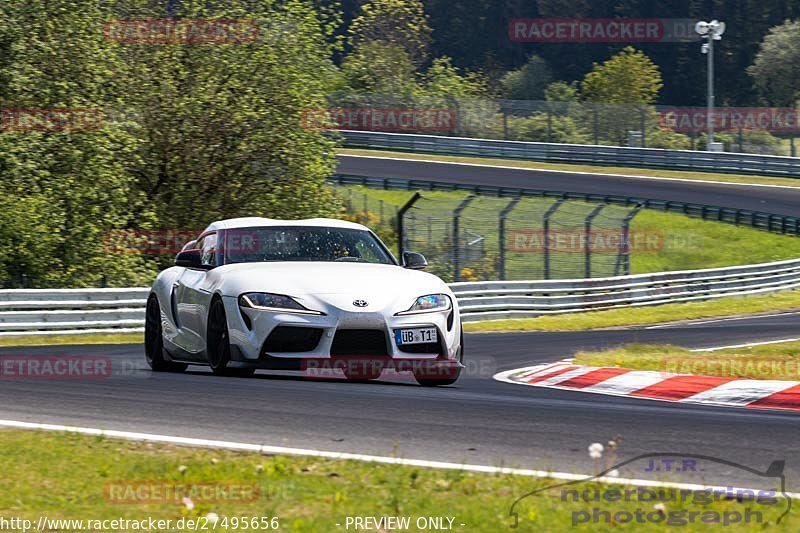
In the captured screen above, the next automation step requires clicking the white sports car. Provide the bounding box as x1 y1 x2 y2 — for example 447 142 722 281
145 217 464 386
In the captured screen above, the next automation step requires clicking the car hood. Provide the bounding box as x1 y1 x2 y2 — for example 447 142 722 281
208 262 452 312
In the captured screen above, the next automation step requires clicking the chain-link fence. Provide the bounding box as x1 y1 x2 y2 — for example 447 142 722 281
320 94 799 156
402 194 641 282
335 184 643 282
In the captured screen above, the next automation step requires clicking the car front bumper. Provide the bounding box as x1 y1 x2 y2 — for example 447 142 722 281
222 295 462 369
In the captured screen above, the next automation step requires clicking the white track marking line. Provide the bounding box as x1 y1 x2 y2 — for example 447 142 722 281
342 154 800 190
645 312 800 329
690 338 800 352
582 370 667 395
682 380 799 407
2 418 797 498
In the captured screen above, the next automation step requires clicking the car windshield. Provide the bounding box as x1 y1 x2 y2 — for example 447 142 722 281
222 226 395 265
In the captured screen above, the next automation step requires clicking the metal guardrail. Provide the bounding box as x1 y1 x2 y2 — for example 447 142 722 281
340 130 800 178
452 257 800 322
0 288 149 335
330 174 800 236
2 258 799 333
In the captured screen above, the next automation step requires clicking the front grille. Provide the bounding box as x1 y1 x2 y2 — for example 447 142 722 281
330 329 388 356
262 326 323 353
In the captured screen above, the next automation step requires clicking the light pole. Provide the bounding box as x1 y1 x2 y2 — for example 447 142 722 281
695 20 726 151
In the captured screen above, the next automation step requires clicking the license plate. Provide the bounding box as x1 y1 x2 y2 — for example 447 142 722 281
395 328 438 345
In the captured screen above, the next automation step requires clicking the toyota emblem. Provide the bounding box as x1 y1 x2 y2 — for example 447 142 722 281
353 299 368 307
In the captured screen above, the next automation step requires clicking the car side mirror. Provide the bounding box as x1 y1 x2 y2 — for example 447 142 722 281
402 251 428 270
175 249 209 269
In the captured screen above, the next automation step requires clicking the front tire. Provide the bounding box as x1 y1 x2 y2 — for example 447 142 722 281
206 298 255 377
144 295 187 373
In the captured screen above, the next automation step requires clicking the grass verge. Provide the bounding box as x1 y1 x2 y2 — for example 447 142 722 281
339 148 800 188
0 332 142 347
0 429 793 531
463 290 800 333
573 340 800 382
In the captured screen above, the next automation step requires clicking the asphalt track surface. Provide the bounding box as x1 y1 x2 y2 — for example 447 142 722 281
1 312 799 490
2 157 800 494
337 154 800 216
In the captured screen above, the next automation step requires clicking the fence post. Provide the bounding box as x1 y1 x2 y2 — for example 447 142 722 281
397 192 421 258
614 204 643 276
543 199 565 280
584 204 606 278
453 195 476 282
498 198 521 281
640 106 647 148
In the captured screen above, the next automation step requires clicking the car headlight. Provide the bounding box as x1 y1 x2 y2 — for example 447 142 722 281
396 294 452 315
238 293 324 315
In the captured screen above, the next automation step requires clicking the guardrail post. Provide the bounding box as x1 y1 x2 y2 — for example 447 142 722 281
543 199 565 280
453 195 476 281
498 198 521 280
614 204 643 276
584 204 606 278
397 192 421 258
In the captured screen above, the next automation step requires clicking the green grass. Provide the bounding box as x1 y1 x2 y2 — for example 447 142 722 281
573 340 800 382
339 148 800 188
0 332 142 347
463 289 800 333
1 429 794 531
339 184 800 280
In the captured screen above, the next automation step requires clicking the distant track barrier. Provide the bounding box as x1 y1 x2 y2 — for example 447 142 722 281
340 130 800 178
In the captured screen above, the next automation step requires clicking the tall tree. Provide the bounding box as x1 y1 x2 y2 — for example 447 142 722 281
348 0 432 66
341 40 417 94
582 47 662 104
116 0 343 229
748 19 800 106
0 0 154 288
500 55 553 100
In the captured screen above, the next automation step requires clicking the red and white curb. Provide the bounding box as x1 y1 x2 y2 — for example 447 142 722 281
494 359 800 412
